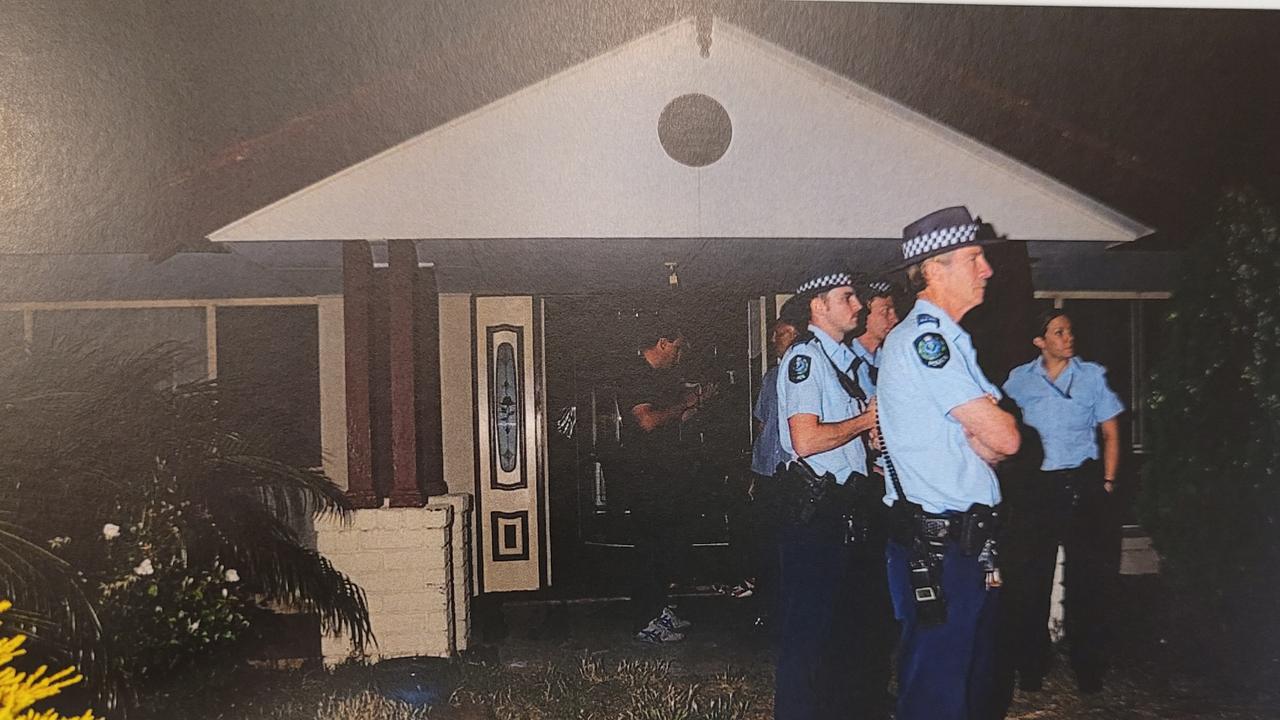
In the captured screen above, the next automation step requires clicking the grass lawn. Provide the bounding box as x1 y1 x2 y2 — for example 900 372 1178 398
136 576 1279 719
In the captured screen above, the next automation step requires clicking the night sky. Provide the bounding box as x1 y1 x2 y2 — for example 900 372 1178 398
1 1 1277 256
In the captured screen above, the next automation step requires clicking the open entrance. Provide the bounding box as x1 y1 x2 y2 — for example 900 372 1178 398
543 292 757 597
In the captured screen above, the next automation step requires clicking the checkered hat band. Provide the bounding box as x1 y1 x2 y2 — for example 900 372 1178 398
868 281 892 294
902 223 979 261
796 272 854 295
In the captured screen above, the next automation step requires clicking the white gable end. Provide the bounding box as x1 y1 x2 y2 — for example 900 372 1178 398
210 19 1151 243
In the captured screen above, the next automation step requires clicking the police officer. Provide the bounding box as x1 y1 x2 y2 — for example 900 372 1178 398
737 297 804 622
878 207 1021 720
850 279 899 403
774 265 880 720
1001 309 1124 693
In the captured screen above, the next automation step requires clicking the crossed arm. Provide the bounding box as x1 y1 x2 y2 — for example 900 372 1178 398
950 394 1021 465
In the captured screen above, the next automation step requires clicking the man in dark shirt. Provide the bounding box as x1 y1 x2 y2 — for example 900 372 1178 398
617 315 715 643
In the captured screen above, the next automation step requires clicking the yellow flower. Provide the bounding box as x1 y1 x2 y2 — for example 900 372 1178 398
0 601 96 720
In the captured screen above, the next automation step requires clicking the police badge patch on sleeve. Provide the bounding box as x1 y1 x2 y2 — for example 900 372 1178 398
914 333 950 368
788 355 812 382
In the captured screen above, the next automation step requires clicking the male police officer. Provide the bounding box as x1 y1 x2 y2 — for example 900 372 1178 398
774 266 879 720
851 279 900 402
878 207 1021 720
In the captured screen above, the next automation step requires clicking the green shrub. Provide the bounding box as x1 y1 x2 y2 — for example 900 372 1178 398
0 343 371 711
1140 188 1280 659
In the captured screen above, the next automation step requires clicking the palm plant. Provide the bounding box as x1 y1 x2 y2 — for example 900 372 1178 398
0 341 372 711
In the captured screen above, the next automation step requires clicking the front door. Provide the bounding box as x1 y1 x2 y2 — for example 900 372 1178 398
543 293 754 596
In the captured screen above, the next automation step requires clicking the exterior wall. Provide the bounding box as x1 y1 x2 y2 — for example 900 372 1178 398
315 502 473 663
438 293 475 496
318 297 349 490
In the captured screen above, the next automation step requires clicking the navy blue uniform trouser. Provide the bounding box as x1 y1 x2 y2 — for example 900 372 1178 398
1003 462 1120 687
887 539 1001 720
775 523 895 720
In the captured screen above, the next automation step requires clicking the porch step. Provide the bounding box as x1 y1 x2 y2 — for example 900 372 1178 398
1120 527 1160 576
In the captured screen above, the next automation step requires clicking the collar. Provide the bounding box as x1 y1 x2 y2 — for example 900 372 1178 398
1034 356 1079 382
851 337 878 365
808 324 856 368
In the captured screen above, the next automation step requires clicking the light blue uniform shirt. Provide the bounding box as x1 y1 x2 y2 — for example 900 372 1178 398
1003 356 1124 471
879 299 1003 513
777 325 870 484
751 365 787 476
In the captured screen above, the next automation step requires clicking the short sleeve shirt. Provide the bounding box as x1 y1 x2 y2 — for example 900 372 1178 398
751 365 787 476
615 357 685 465
1003 356 1125 471
878 299 1002 513
776 326 870 483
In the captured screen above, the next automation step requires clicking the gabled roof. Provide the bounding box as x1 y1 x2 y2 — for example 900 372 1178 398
209 17 1151 244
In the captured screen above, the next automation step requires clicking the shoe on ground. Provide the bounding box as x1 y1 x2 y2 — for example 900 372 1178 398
658 605 693 631
635 619 685 644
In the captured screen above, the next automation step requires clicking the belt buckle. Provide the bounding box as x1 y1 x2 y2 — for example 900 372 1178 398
921 517 950 539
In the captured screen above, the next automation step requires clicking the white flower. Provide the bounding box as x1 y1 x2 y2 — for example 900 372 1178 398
224 568 240 583
102 523 121 540
187 620 201 633
133 559 154 576
47 536 71 549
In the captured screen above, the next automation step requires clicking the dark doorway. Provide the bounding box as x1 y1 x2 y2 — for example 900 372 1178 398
543 292 755 597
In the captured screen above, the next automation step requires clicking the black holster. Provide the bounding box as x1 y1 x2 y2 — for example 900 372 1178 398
779 460 838 526
843 472 887 545
958 503 999 556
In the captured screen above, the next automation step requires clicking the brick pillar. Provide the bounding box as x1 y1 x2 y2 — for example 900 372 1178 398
343 240 379 508
387 240 425 508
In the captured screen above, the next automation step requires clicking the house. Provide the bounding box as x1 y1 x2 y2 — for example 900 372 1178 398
2 16 1177 662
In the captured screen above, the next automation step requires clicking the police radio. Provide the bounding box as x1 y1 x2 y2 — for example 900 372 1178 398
877 415 948 627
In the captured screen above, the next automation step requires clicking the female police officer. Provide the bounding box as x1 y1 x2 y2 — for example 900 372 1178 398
1002 309 1124 693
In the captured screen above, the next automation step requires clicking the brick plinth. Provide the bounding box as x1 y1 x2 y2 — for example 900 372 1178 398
315 496 473 664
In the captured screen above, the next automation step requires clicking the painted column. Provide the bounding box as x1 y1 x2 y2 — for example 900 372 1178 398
343 240 379 508
388 240 426 507
416 264 448 497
